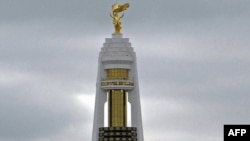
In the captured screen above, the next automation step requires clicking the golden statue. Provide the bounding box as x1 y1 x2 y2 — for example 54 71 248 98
110 3 130 34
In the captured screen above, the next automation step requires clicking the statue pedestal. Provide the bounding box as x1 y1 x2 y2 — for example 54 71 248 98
112 33 123 38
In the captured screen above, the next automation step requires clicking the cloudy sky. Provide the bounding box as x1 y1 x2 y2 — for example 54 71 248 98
1 0 250 141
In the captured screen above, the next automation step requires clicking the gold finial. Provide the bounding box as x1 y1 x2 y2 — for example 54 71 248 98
110 3 130 34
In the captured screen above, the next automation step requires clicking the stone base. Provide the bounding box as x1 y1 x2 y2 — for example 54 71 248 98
99 127 137 141
112 33 123 38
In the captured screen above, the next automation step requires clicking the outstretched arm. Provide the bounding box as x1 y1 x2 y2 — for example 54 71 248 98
119 13 124 19
110 13 114 18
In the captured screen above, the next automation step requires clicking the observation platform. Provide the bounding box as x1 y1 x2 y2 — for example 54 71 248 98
101 80 134 90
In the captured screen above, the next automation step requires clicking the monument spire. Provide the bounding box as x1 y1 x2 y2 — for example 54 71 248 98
92 3 144 141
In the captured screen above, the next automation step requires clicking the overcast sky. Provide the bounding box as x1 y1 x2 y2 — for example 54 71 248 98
1 0 250 141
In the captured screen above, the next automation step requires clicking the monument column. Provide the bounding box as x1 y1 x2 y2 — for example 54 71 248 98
92 3 144 141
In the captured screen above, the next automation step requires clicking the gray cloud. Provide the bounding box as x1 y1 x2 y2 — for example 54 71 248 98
0 75 88 140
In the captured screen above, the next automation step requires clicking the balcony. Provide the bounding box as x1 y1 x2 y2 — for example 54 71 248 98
101 80 134 90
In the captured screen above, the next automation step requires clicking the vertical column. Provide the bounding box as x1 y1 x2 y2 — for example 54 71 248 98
109 90 127 127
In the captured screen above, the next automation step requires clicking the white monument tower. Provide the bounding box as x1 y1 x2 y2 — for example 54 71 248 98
92 3 144 141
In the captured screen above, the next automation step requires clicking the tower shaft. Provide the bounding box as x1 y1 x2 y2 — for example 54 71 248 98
92 34 144 141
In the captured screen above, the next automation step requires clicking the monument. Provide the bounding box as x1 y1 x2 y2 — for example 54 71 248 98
92 3 144 141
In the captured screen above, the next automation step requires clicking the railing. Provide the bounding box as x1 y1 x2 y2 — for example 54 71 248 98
101 80 134 87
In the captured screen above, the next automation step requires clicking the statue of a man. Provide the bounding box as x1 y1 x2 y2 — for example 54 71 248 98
110 3 130 34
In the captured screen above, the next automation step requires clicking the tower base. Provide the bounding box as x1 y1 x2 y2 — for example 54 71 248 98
99 127 137 141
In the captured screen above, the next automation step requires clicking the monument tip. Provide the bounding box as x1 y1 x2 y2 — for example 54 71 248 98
110 3 130 34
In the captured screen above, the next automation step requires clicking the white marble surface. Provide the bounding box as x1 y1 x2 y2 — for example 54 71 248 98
92 34 144 141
